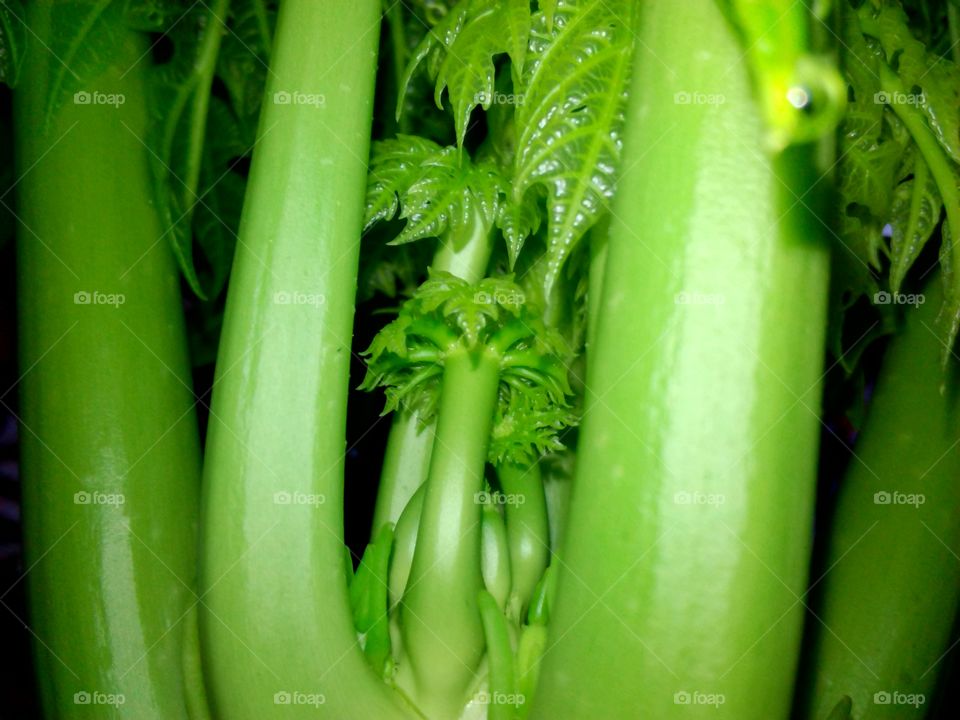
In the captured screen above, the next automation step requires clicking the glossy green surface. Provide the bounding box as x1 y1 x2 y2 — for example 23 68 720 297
198 1 411 718
532 0 830 716
16 4 201 717
806 278 960 720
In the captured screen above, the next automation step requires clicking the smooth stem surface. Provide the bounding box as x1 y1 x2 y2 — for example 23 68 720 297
199 2 410 718
371 216 493 536
532 0 830 717
399 349 500 720
497 462 549 621
15 3 201 717
805 276 960 720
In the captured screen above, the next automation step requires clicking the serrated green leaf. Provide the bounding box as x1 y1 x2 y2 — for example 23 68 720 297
365 135 446 230
0 0 26 88
216 0 275 138
514 0 634 293
366 136 505 247
889 155 943 292
362 272 576 460
147 0 230 299
859 2 960 164
497 187 543 266
939 223 960 366
399 0 531 147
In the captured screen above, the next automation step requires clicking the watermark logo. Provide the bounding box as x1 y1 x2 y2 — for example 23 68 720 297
475 289 526 306
674 91 726 106
675 291 725 306
273 90 326 108
875 91 925 107
273 291 326 307
873 291 924 307
73 91 126 107
474 490 526 507
74 290 125 308
273 491 326 507
873 491 925 508
674 491 725 507
273 690 326 707
74 691 125 706
473 691 526 708
474 90 525 106
674 690 726 707
873 690 925 708
74 491 125 507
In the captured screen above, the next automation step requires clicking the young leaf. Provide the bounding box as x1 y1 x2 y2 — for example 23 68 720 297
0 0 25 88
365 135 504 247
858 1 960 164
349 524 395 677
513 0 635 293
399 0 531 147
216 0 275 139
146 0 229 299
889 154 943 292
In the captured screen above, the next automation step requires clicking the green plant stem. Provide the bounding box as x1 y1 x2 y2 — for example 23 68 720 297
532 0 831 717
370 220 494 536
804 276 960 720
15 3 202 717
198 1 411 717
479 589 519 720
497 461 549 622
398 348 501 720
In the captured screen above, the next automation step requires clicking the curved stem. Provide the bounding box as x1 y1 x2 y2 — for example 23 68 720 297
398 348 501 720
15 4 203 717
199 2 411 717
804 275 960 719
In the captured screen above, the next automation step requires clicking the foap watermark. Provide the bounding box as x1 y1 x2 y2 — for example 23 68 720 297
874 690 925 708
474 490 526 507
873 490 925 507
475 289 526 306
74 290 125 308
474 690 526 708
74 491 125 507
873 291 925 307
475 90 525 106
674 91 726 106
875 90 926 107
273 690 326 707
274 491 326 507
674 690 726 707
273 90 326 108
74 691 125 706
73 90 126 107
273 291 326 307
674 491 725 507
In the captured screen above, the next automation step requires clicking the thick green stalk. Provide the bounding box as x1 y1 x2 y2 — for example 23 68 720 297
532 0 830 717
804 277 960 720
370 221 494 535
398 348 501 720
198 2 410 718
14 3 202 717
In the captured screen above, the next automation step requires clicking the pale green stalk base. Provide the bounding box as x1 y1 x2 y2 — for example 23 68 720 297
398 349 501 720
198 1 410 717
531 0 830 717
